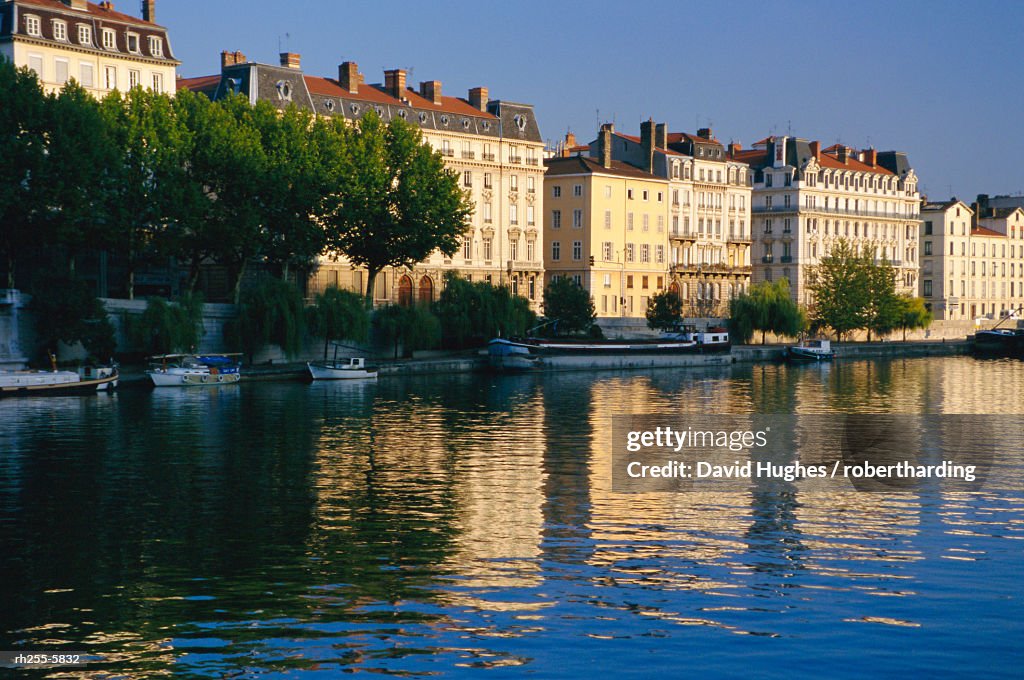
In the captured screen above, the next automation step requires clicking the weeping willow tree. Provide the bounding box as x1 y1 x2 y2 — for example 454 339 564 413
227 278 306 363
132 292 205 355
307 287 370 359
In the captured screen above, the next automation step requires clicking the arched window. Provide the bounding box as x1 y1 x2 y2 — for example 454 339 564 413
398 275 413 307
418 275 434 305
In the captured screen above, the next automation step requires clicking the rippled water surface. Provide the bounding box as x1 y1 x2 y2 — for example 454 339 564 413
1 356 1023 677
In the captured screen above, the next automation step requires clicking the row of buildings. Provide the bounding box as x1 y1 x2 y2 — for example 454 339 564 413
3 0 1022 323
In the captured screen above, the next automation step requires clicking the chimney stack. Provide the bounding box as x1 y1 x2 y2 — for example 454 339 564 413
599 123 614 169
727 141 742 157
836 145 848 163
279 52 301 69
67 0 88 10
864 148 877 166
469 86 488 112
562 131 576 157
338 62 359 94
419 80 442 105
640 119 655 172
141 0 155 22
384 69 406 99
98 1 113 10
221 50 246 68
809 140 820 161
697 127 713 140
655 123 667 150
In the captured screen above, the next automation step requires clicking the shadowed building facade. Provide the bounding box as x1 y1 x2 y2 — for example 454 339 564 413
180 52 544 308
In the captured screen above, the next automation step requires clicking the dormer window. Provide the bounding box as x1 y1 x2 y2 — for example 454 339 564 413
25 15 41 37
52 20 68 42
78 24 92 46
126 33 140 54
148 36 163 57
102 28 116 50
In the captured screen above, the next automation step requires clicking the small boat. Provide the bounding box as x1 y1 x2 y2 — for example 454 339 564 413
307 356 377 381
972 328 1024 356
787 339 835 363
147 354 242 387
0 364 118 396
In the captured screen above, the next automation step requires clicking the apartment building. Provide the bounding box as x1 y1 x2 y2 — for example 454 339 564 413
180 51 544 308
731 135 921 306
0 0 177 96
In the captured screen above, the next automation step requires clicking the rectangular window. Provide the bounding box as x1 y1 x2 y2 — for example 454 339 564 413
484 172 492 189
79 62 94 87
656 245 665 263
924 280 933 297
657 215 664 232
572 209 582 228
102 29 117 50
572 241 582 260
52 20 67 42
28 54 42 78
552 185 561 198
104 65 117 90
483 238 492 260
126 33 140 54
463 238 472 260
642 276 649 289
603 242 613 261
511 175 518 191
642 190 649 201
151 72 163 95
552 210 561 228
604 185 612 198
604 210 612 229
552 241 561 261
54 59 69 84
463 170 472 188
149 36 163 57
924 241 932 256
527 240 535 261
483 202 492 223
527 176 535 193
641 244 650 263
573 184 583 197
642 214 649 231
627 189 634 200
627 213 634 231
527 206 535 226
626 244 635 262
25 15 41 37
510 239 519 261
510 204 518 225
627 275 634 289
78 24 92 45
129 70 140 89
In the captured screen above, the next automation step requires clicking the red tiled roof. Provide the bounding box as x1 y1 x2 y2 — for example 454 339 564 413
972 226 1005 238
18 0 160 28
176 75 220 92
304 78 497 119
818 150 894 176
730 149 768 164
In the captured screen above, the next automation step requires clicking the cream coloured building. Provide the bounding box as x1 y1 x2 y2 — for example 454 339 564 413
580 122 753 317
180 53 544 308
545 124 670 318
922 197 1024 320
0 0 177 96
731 136 921 306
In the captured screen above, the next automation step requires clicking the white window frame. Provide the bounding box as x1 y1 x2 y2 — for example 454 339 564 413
104 65 117 90
54 58 69 84
25 15 42 37
126 32 141 54
78 24 92 46
129 69 140 89
151 72 163 94
79 62 94 87
52 20 68 42
149 36 163 57
102 28 117 50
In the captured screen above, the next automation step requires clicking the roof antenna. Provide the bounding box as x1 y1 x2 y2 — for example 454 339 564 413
277 32 290 54
787 119 792 135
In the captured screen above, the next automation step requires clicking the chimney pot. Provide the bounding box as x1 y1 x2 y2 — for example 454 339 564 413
221 50 246 68
419 80 442 105
809 140 820 161
279 52 301 69
384 69 407 100
338 62 359 94
469 86 488 112
141 0 156 22
697 127 712 140
728 141 743 157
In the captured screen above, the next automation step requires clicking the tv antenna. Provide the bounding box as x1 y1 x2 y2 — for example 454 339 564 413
278 32 290 53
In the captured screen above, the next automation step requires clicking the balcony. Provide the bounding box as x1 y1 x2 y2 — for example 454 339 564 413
509 156 522 164
753 204 918 220
442 149 455 157
672 263 753 275
762 256 774 264
669 229 696 241
482 153 495 161
526 157 539 166
727 235 752 244
462 151 475 159
781 255 793 263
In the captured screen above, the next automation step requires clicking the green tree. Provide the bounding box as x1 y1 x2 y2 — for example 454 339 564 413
807 239 872 340
727 279 806 344
100 88 191 299
896 295 933 341
308 287 370 359
646 290 684 332
37 81 117 274
227 278 306 363
132 292 205 355
434 273 535 348
373 304 441 358
864 257 901 341
0 62 47 288
28 273 116 362
319 112 473 304
542 277 596 336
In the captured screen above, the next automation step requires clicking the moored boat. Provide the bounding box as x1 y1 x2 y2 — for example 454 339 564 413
0 364 118 396
787 339 836 363
307 357 378 380
972 328 1024 356
147 354 242 387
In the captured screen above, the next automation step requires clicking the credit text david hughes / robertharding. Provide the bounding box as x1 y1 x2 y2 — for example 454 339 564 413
611 414 1010 492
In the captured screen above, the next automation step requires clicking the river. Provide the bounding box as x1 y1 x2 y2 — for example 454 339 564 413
1 356 1022 677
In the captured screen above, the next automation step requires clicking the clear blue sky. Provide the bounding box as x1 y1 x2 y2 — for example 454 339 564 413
160 0 1023 202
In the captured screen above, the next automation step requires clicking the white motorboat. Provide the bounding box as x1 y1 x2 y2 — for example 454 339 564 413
787 339 835 362
0 364 118 396
147 354 242 387
307 356 377 380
